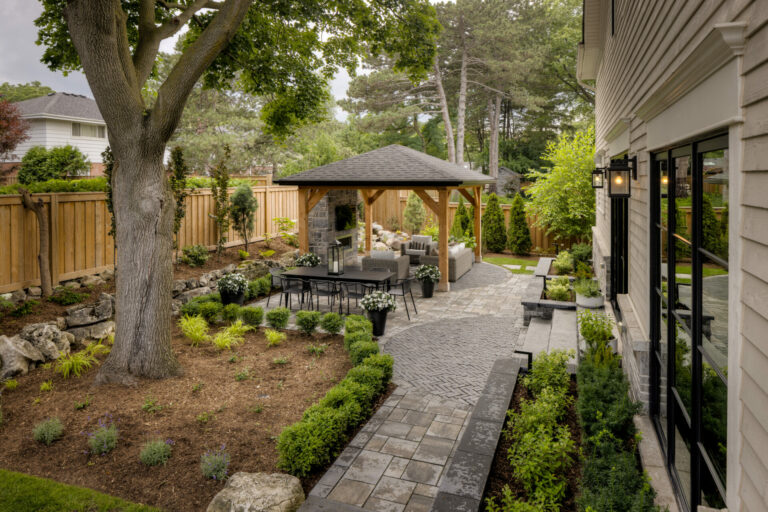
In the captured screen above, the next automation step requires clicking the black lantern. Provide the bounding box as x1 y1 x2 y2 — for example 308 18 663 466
607 159 633 198
327 240 344 275
592 168 605 189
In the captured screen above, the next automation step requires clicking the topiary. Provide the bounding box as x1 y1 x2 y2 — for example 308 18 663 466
276 407 349 476
296 310 321 335
362 353 394 384
345 365 386 394
266 307 290 329
33 418 64 445
240 306 263 327
482 193 507 253
506 194 531 255
349 340 379 366
345 315 372 336
320 312 343 335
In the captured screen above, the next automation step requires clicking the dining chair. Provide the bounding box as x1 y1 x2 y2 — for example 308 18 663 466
266 268 284 308
280 276 306 310
340 281 377 314
309 280 342 313
388 277 418 320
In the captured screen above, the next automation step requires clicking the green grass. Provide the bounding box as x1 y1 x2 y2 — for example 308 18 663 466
484 255 536 274
675 265 727 278
0 469 159 512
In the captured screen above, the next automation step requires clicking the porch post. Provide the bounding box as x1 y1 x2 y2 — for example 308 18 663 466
362 190 373 254
474 186 482 262
298 188 309 253
438 189 450 292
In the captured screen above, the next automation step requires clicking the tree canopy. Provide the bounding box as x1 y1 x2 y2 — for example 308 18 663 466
0 81 55 103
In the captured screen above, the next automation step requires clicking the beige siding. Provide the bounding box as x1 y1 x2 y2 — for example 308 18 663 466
44 119 108 163
9 119 47 161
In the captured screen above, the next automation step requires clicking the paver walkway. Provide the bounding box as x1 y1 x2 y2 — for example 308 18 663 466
252 263 531 511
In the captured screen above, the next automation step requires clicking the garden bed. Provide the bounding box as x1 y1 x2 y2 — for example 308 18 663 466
0 325 353 511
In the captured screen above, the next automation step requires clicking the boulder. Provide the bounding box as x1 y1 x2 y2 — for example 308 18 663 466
278 251 297 268
62 280 82 290
81 275 106 288
99 268 115 281
19 323 72 360
198 274 212 287
206 473 304 512
172 280 187 295
223 263 237 274
55 317 67 331
171 300 183 316
178 286 212 304
238 261 270 280
9 289 27 305
66 293 113 327
372 222 383 234
186 278 199 289
0 335 45 379
67 320 115 345
27 287 42 299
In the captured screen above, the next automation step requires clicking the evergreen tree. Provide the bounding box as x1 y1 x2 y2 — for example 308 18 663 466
210 147 231 256
482 193 507 253
168 147 189 251
403 192 427 234
230 184 258 252
701 195 724 258
467 205 475 237
507 194 532 255
451 197 469 238
674 203 691 259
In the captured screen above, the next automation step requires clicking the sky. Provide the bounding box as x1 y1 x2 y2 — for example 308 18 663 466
0 0 352 118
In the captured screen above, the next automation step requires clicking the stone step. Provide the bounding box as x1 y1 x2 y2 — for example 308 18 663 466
520 317 551 355
549 309 578 372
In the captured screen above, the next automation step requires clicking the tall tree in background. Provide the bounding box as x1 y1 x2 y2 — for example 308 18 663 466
35 0 440 384
0 81 55 102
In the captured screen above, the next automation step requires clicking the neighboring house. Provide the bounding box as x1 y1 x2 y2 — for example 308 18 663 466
2 92 108 178
496 166 522 197
580 1 767 511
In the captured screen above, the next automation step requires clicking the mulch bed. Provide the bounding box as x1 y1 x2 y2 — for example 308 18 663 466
0 325 353 511
482 377 582 511
0 241 294 336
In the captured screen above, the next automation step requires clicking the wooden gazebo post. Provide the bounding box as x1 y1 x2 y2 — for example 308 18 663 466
438 189 450 292
474 186 482 262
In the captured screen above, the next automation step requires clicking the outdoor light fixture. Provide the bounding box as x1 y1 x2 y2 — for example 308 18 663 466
327 240 344 275
607 157 635 198
592 168 605 189
661 175 669 185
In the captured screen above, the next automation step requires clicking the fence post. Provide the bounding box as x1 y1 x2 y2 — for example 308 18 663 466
49 193 60 286
263 186 270 235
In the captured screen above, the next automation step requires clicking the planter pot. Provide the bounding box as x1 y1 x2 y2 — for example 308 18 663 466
220 289 245 306
421 280 435 299
367 309 389 337
576 293 604 309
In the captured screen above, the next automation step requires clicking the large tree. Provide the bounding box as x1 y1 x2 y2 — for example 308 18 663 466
0 81 55 102
36 0 439 385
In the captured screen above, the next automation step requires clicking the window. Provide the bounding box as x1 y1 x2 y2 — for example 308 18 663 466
71 122 106 138
650 134 728 511
611 0 615 36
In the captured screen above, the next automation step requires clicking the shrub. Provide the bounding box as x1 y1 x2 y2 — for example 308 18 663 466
349 340 379 366
181 244 209 267
345 365 386 395
11 300 39 317
486 487 546 512
523 350 572 397
221 303 242 322
362 353 394 384
307 387 366 424
56 351 97 379
87 418 118 455
265 329 286 347
450 198 471 239
201 445 231 480
345 314 372 336
573 278 600 298
574 261 594 279
48 287 87 306
296 310 321 335
4 379 18 391
33 418 64 445
239 249 250 260
240 306 263 327
266 307 290 329
552 250 573 275
247 276 271 299
508 387 571 441
295 253 320 267
545 278 571 302
320 312 343 335
403 192 426 234
198 301 223 322
506 194 532 255
276 407 349 476
344 330 372 351
140 439 172 466
482 193 507 253
570 242 592 266
178 315 210 346
578 309 614 347
577 359 641 441
18 145 89 184
336 378 377 411
40 380 53 392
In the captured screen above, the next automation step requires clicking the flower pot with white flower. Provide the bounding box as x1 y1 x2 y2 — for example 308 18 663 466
295 252 320 267
361 290 397 336
414 264 440 298
217 273 248 306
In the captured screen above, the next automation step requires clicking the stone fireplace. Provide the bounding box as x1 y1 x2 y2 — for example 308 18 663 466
308 190 359 266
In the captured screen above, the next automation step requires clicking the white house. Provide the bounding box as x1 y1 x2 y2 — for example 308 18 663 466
6 92 109 176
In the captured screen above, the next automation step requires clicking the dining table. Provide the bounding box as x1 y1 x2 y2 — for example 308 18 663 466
281 266 395 286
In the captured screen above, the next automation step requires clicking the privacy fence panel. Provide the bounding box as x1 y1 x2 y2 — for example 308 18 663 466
0 185 299 293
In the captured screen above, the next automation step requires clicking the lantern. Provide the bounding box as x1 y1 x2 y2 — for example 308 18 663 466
592 168 605 189
608 160 632 198
327 240 344 275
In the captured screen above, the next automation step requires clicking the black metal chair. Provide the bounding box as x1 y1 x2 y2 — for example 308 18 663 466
266 268 284 307
280 276 306 310
367 267 391 292
388 277 418 320
309 280 342 313
340 281 378 314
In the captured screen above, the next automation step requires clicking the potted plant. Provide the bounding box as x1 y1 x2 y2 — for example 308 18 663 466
217 273 248 306
578 309 617 353
361 290 397 336
574 278 604 308
414 264 441 298
295 252 320 267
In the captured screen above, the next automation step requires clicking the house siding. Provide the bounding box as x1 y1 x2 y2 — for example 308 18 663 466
43 119 107 164
590 0 767 510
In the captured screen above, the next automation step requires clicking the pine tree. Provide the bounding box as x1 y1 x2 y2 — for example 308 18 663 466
403 192 427 234
482 193 507 253
507 194 532 255
168 147 189 250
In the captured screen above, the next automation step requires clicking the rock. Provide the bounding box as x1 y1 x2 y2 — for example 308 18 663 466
67 320 115 345
171 300 183 316
199 274 211 286
81 275 106 288
372 222 383 234
238 261 270 280
178 286 212 304
278 252 297 268
62 280 82 290
223 264 237 274
9 289 26 305
206 472 304 512
186 278 199 289
172 280 187 295
0 335 45 379
99 268 115 281
390 239 402 251
27 287 42 299
373 241 388 251
55 317 67 331
19 323 72 360
66 293 114 327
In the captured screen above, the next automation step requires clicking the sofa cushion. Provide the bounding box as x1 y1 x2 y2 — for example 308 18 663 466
371 250 395 260
449 245 463 257
405 249 426 256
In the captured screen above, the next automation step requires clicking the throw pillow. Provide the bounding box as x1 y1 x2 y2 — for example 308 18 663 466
410 240 424 252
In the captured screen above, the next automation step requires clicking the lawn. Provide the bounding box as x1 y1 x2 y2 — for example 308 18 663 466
483 254 537 274
0 322 352 511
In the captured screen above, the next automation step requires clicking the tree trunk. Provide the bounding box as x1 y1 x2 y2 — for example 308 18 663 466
455 17 468 166
488 94 502 187
19 189 53 297
95 145 180 385
433 60 456 163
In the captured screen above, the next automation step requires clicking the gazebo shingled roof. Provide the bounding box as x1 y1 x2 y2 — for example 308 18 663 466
274 144 494 292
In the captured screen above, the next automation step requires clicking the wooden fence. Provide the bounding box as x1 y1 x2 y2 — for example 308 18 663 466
0 185 298 293
371 190 574 253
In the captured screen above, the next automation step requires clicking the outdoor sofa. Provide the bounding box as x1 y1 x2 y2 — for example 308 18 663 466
361 251 410 284
421 246 473 282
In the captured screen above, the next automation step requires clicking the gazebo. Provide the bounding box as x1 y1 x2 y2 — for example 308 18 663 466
274 145 495 292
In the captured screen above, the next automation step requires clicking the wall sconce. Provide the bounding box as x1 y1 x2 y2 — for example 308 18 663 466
608 158 635 198
592 168 605 189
